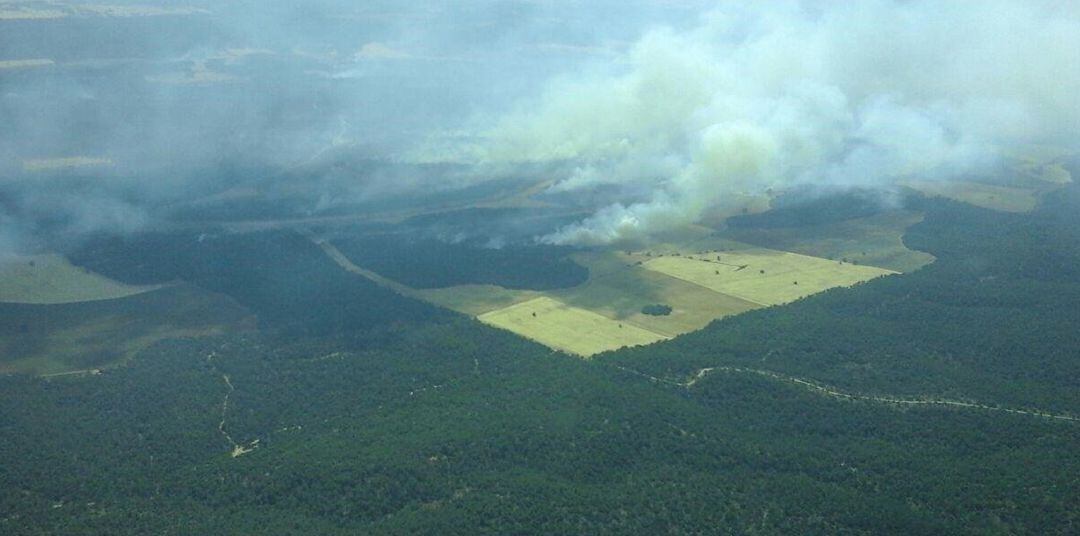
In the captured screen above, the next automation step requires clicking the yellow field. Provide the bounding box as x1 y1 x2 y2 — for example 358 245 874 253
477 296 668 356
902 179 1038 213
417 284 541 316
641 249 895 306
723 209 936 273
315 232 893 356
549 251 759 337
0 254 161 304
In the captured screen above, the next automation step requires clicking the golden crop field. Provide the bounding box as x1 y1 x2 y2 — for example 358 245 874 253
0 254 160 304
477 296 668 356
641 249 895 306
902 179 1038 213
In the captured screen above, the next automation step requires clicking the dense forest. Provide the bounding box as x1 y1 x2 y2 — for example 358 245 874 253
1 178 1078 534
68 230 448 343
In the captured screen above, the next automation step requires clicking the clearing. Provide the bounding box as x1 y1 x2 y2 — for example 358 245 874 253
722 210 935 273
476 296 668 357
901 179 1038 213
548 251 759 337
640 248 895 306
0 254 161 304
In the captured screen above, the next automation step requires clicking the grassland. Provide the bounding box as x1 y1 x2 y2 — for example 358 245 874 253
901 179 1038 213
0 254 161 304
417 285 541 316
723 210 936 273
549 251 759 337
477 296 668 356
640 249 895 306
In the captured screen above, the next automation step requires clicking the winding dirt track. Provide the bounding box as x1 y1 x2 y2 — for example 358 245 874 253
206 352 258 457
611 364 1079 423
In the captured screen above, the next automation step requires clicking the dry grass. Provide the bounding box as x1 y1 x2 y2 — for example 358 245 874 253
0 254 160 304
549 251 759 337
902 179 1038 213
641 248 895 307
417 285 541 316
723 210 936 273
477 296 668 356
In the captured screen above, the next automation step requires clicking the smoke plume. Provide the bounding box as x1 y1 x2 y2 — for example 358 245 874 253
422 0 1080 244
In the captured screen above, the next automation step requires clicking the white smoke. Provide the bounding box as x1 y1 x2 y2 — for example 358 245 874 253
431 0 1080 245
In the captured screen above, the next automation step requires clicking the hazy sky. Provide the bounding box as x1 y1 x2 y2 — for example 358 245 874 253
1 0 1078 253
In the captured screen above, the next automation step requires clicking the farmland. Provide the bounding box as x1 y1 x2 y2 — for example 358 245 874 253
476 296 668 356
417 284 540 317
323 233 898 356
640 249 896 306
0 254 160 304
901 179 1039 213
723 210 936 273
548 251 760 337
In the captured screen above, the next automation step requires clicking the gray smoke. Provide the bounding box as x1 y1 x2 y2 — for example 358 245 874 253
2 1 700 252
414 0 1080 244
2 1 1077 252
